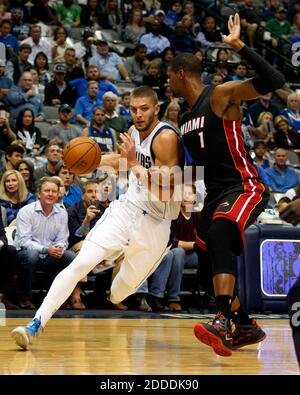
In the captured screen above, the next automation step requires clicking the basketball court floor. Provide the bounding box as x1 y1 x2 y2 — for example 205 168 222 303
0 310 298 375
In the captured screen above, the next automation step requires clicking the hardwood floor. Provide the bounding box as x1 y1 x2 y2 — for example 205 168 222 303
0 318 298 375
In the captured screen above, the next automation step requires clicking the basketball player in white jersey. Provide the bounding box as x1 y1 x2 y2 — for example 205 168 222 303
11 86 184 350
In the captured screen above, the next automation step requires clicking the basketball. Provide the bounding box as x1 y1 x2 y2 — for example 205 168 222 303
62 136 101 174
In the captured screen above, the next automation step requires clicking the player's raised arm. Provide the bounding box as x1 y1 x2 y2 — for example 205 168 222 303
214 13 285 103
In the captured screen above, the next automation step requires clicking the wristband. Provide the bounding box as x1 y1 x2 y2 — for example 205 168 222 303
81 224 90 231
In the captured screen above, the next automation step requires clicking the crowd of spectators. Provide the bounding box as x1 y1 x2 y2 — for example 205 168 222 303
0 0 300 313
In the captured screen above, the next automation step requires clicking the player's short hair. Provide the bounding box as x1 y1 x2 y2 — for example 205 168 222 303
130 86 158 104
170 53 202 75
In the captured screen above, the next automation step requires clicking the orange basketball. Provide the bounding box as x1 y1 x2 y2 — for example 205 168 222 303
62 136 101 174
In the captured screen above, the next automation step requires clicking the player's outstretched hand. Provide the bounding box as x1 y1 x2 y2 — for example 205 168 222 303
117 133 139 169
222 13 241 47
279 200 300 226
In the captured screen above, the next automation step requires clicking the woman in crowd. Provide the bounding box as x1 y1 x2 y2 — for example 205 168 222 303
162 99 181 132
51 26 73 63
0 169 35 225
123 8 145 44
13 108 44 155
33 51 51 87
273 115 300 149
15 159 36 194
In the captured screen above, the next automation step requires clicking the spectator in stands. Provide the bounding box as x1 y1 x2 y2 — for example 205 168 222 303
142 59 165 99
123 8 146 45
123 0 152 25
74 80 102 127
210 72 224 86
252 140 272 169
55 163 82 208
265 148 300 192
1 142 24 171
89 40 130 82
29 67 45 100
281 93 300 133
30 0 58 25
64 47 84 83
140 20 171 58
164 0 183 29
102 91 128 142
250 111 276 147
248 92 280 127
13 108 44 154
0 169 35 225
287 0 300 23
213 61 232 83
149 184 200 312
5 72 45 121
70 64 119 100
0 106 16 155
239 0 263 48
21 25 52 65
5 43 32 85
118 92 132 128
83 106 117 153
67 178 110 309
10 7 30 41
169 21 197 55
56 0 81 27
51 27 74 64
182 1 201 29
35 139 64 179
0 60 13 101
273 114 300 149
98 0 122 32
263 0 281 21
196 15 222 48
79 0 103 28
265 6 292 66
160 47 175 85
162 99 180 132
0 1 11 22
47 104 82 145
232 62 248 81
154 9 173 37
158 85 175 119
124 43 148 85
44 63 77 108
0 19 19 60
15 159 36 194
181 14 198 38
0 211 19 309
10 0 31 23
73 27 96 68
33 52 51 88
15 176 76 309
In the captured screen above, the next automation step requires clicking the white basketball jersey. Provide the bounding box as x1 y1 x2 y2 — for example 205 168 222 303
125 121 182 220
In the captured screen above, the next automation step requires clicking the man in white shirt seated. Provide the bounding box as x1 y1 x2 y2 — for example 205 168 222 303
20 24 52 65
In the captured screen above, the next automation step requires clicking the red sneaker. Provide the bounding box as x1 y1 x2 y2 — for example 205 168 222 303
232 319 266 350
194 313 233 357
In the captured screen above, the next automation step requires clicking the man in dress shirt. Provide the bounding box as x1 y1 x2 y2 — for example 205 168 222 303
89 40 130 82
139 20 170 59
15 176 76 309
20 24 52 65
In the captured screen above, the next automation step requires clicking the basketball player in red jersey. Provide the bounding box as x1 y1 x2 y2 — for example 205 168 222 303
168 13 285 356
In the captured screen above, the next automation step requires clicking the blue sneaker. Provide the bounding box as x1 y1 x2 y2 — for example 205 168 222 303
11 318 42 350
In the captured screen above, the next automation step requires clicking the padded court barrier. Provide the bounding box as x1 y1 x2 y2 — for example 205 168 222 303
237 224 300 313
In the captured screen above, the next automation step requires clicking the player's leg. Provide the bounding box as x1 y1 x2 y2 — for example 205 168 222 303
11 201 129 349
110 214 171 304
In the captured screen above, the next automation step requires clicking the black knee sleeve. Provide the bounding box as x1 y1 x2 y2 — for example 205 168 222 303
206 218 239 277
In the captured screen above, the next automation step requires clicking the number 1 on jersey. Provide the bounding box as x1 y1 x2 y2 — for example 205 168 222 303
198 131 205 148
